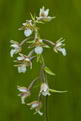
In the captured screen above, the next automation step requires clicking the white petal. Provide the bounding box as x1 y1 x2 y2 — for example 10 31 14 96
21 97 25 104
10 44 19 48
43 84 48 92
18 65 26 73
25 58 30 61
42 92 48 96
17 87 27 92
32 103 38 108
61 48 66 56
56 42 62 47
42 91 51 96
23 23 27 26
39 39 42 43
35 47 43 54
29 20 32 26
24 29 32 37
17 56 24 60
37 110 43 116
57 47 66 56
10 49 16 57
39 8 42 16
44 9 49 17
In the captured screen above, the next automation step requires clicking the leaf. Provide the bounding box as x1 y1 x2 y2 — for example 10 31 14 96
37 54 41 62
36 21 45 24
30 13 35 22
49 89 68 93
44 66 55 76
27 40 34 43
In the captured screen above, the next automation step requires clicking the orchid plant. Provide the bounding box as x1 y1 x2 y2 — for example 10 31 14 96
10 6 67 121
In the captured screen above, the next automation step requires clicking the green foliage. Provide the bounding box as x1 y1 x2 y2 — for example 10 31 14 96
44 66 55 75
49 89 68 93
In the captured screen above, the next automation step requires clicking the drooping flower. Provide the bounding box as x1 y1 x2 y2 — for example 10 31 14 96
17 86 30 104
40 82 50 96
10 40 21 57
37 6 55 22
54 38 66 56
27 101 43 116
28 38 49 54
19 20 34 37
14 53 32 73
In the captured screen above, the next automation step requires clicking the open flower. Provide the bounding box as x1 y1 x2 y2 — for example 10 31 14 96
37 6 55 22
27 101 43 116
54 38 66 56
17 86 30 104
29 38 49 54
19 20 34 37
10 40 21 57
40 82 50 96
14 53 32 73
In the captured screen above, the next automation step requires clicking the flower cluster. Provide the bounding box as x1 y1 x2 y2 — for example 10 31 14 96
10 6 66 117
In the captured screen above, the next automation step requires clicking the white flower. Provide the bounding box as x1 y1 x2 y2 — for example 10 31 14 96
14 53 32 73
27 101 43 116
24 29 32 37
35 46 43 54
28 38 49 55
17 86 30 104
37 6 55 22
19 20 33 37
39 7 49 17
10 40 21 57
40 83 50 96
54 39 66 56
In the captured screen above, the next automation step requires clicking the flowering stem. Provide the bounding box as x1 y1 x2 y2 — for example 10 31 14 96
43 39 55 46
38 94 42 102
20 37 34 46
46 95 48 121
40 65 45 82
28 77 40 90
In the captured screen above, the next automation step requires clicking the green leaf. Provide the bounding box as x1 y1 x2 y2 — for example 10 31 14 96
37 54 41 62
36 21 45 24
49 89 68 93
44 66 55 75
30 13 35 22
27 40 34 43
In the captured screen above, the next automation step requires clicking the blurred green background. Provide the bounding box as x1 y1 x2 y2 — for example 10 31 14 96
0 0 81 121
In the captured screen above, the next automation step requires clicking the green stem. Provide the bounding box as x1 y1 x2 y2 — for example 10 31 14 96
46 95 48 121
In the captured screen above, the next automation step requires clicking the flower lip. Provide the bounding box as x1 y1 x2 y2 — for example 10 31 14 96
24 29 32 37
35 46 43 54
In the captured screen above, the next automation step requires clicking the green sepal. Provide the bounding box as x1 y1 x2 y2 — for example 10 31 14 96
44 66 55 76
